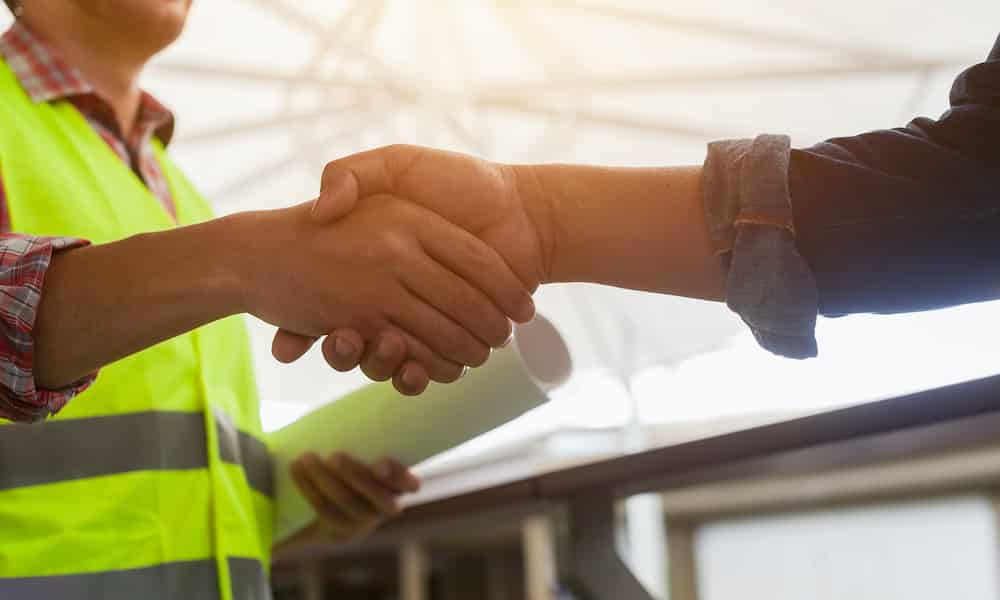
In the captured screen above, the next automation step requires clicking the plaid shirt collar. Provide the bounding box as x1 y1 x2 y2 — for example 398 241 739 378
0 20 175 145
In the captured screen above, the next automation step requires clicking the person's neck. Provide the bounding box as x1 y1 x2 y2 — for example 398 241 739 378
22 18 150 137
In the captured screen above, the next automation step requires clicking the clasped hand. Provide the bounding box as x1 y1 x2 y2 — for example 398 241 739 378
252 145 552 393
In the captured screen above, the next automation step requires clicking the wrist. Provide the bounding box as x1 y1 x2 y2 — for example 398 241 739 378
507 163 560 284
199 211 264 316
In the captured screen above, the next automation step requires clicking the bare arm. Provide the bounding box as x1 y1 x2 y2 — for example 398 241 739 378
33 215 247 389
514 163 725 301
30 199 533 394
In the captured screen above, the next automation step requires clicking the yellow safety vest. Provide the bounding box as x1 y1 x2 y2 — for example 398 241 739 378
0 57 274 600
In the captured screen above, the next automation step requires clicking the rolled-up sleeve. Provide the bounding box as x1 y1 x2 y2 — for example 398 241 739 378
703 135 819 358
0 234 95 422
702 34 1000 357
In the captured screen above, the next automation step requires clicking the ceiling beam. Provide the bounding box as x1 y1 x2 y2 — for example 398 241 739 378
477 97 725 140
476 57 967 96
239 0 328 37
212 116 383 205
151 60 381 90
540 0 909 61
177 101 363 144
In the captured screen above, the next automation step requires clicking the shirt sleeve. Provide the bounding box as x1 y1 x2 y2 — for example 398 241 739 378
0 175 95 422
701 34 1000 358
703 135 819 359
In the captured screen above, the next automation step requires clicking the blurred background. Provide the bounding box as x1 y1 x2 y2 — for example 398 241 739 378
8 2 999 598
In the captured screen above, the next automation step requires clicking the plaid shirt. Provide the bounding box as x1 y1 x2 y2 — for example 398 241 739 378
0 21 177 422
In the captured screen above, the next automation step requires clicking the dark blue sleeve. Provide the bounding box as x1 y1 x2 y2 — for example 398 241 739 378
789 34 1000 317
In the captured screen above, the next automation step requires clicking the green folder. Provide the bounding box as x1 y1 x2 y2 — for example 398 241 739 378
268 316 571 541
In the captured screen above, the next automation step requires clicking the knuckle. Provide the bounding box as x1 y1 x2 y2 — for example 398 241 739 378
463 236 491 261
375 230 412 259
458 238 495 272
383 143 406 155
384 143 420 161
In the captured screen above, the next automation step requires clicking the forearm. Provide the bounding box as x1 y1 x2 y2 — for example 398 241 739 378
515 163 725 301
34 214 250 389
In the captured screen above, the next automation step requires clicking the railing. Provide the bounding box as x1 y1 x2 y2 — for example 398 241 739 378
273 373 1000 600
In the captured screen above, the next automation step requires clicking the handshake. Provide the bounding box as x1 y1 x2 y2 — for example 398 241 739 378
237 145 557 395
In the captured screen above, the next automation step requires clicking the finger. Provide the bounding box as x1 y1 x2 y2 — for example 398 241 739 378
420 221 535 326
390 286 491 368
290 455 349 527
389 331 464 384
272 329 317 363
318 147 400 212
358 330 407 382
299 453 376 523
313 165 360 223
392 361 430 395
334 454 401 517
405 238 514 350
374 459 422 494
292 456 371 543
320 329 365 372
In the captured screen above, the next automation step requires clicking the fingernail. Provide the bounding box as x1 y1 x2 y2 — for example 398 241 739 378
322 169 351 202
459 365 471 379
516 296 536 324
401 366 421 388
334 337 355 358
500 326 515 349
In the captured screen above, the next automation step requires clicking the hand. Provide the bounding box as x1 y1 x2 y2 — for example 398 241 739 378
273 145 554 389
290 452 421 544
241 194 535 383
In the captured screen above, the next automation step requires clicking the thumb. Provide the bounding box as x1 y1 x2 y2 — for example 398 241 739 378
272 329 318 363
311 167 359 223
313 147 401 223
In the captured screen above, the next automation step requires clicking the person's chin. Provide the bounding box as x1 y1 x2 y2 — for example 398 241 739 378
146 0 190 23
146 1 192 45
160 0 192 21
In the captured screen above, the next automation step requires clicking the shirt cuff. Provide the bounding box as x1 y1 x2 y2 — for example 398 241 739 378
0 235 96 422
702 134 820 358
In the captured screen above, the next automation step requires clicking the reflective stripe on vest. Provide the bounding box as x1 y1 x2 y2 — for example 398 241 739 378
0 411 273 497
0 557 269 600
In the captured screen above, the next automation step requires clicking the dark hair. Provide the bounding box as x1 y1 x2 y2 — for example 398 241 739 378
2 0 16 14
